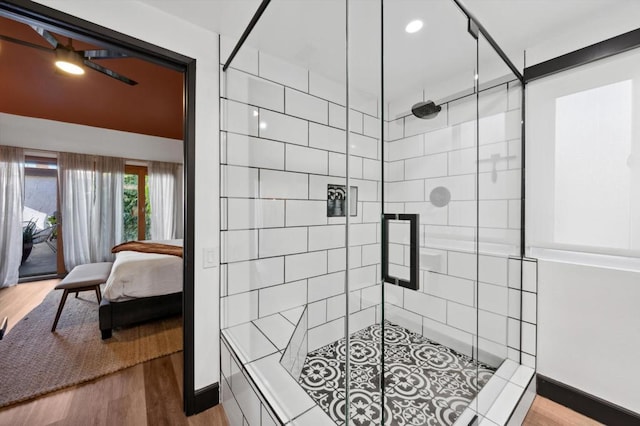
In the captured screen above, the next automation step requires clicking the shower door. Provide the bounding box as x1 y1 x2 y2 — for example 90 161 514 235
377 1 484 424
371 0 523 424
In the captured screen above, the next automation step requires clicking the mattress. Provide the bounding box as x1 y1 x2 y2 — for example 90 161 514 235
103 240 183 302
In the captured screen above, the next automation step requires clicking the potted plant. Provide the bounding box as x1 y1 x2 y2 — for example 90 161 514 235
22 219 37 264
47 214 58 240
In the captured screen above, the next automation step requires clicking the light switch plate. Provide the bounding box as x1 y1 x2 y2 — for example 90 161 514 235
203 247 218 269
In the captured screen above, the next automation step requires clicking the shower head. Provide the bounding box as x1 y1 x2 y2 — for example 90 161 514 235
411 100 441 119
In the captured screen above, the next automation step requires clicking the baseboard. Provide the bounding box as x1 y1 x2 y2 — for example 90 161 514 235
537 374 640 424
18 273 64 283
192 382 220 415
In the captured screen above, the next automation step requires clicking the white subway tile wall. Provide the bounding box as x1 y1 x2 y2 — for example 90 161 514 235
221 42 535 424
382 81 532 369
221 337 325 425
220 49 382 347
258 109 308 146
225 68 285 112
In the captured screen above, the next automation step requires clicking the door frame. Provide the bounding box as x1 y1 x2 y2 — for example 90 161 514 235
0 0 198 414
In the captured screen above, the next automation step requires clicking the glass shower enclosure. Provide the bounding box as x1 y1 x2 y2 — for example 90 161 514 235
219 0 533 424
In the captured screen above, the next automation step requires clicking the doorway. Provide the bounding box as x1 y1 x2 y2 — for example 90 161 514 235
0 0 197 414
19 155 60 278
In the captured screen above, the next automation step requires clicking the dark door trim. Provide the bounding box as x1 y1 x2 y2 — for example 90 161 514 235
524 27 640 82
0 0 198 415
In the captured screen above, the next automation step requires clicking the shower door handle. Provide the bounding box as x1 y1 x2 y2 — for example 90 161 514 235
382 213 419 291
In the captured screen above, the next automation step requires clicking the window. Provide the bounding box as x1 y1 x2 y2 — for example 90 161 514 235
554 81 632 249
527 47 640 259
124 165 151 241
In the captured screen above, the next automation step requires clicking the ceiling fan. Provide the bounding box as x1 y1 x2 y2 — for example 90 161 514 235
0 25 138 85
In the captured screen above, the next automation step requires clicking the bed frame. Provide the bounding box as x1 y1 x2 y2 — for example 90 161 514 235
98 292 182 339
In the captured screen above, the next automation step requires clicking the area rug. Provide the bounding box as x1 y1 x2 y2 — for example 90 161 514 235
0 289 182 407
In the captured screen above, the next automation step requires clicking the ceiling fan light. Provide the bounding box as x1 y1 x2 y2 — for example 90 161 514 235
54 48 84 75
55 60 84 75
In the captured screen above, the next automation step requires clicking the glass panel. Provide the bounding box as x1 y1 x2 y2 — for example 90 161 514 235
20 158 58 277
470 32 524 420
382 0 480 424
280 306 308 379
348 0 383 422
220 0 348 424
388 220 411 282
123 173 139 242
219 1 530 425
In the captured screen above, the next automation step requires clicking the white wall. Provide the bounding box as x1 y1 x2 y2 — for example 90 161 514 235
0 113 182 163
34 0 220 391
537 260 640 414
525 2 640 67
525 14 640 413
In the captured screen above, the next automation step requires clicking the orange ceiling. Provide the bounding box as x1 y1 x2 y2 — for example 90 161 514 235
0 16 184 140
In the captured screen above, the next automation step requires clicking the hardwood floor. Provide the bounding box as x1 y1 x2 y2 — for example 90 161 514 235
0 376 597 426
0 279 58 334
1 280 600 426
523 396 603 425
0 280 228 426
0 352 228 426
0 279 228 426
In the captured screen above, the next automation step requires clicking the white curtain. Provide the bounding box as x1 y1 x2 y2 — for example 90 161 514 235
0 146 24 288
92 156 124 260
149 161 183 240
59 153 124 270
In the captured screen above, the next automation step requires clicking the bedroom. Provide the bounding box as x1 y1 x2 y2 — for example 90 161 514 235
0 9 191 419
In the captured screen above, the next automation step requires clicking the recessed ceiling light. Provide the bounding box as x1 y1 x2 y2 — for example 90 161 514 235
253 110 259 117
259 121 267 130
405 20 423 34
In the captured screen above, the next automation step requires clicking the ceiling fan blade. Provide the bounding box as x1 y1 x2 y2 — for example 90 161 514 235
79 49 128 60
29 26 59 48
83 60 138 86
0 34 53 53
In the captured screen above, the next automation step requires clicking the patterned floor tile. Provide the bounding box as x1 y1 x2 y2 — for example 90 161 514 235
419 347 470 372
349 363 382 392
441 356 495 393
381 343 421 368
298 321 497 426
349 389 381 425
299 355 343 389
383 393 440 426
423 393 478 425
304 387 347 420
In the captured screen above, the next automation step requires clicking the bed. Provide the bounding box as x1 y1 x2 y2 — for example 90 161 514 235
98 239 183 339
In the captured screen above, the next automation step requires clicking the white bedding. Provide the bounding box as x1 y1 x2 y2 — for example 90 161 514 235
103 240 183 302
